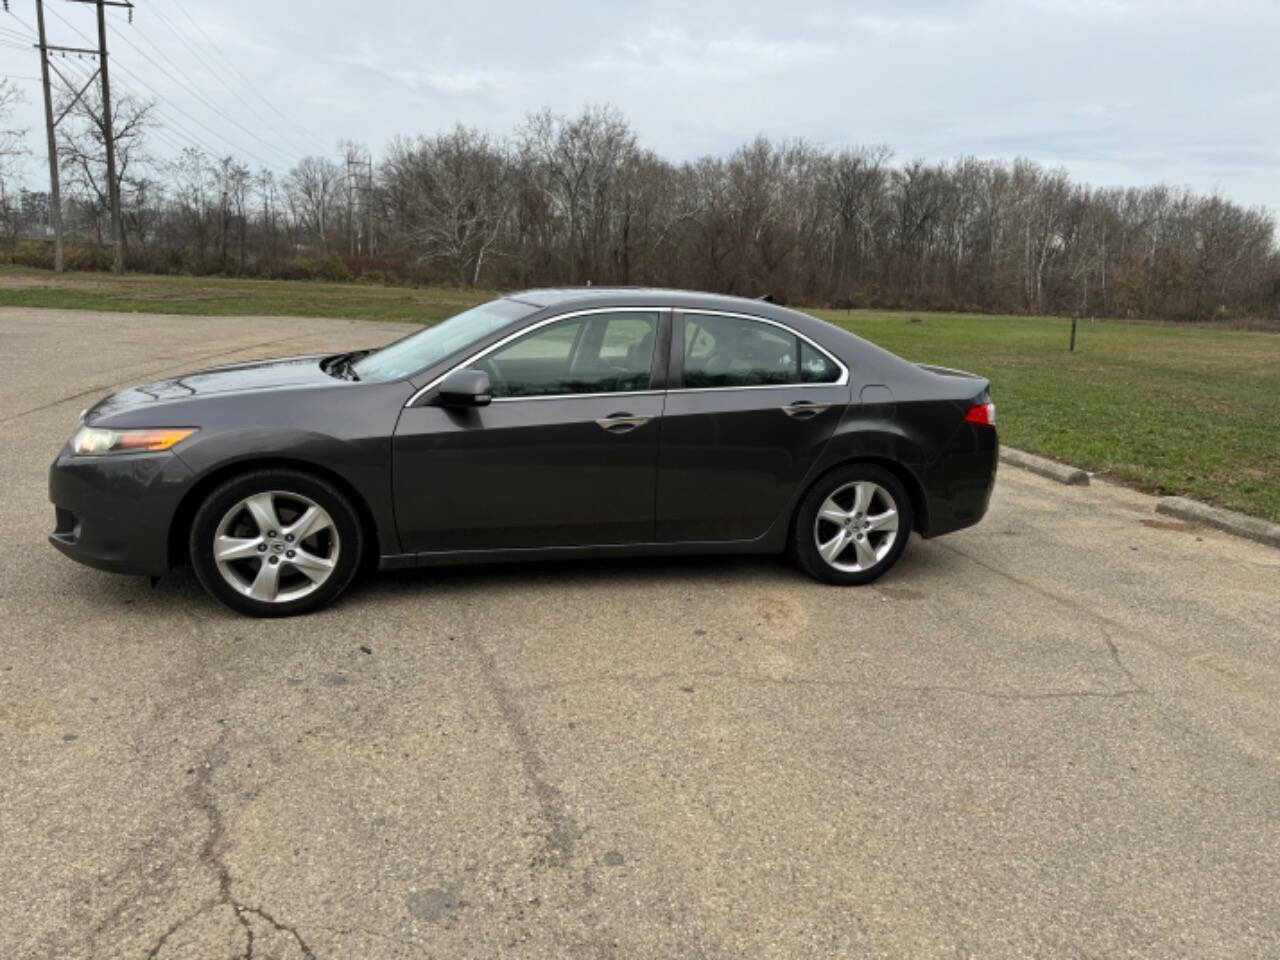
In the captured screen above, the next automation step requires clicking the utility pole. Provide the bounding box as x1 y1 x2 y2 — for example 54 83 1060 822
345 156 355 257
365 158 375 256
34 0 65 272
95 0 122 273
64 0 132 273
345 153 375 255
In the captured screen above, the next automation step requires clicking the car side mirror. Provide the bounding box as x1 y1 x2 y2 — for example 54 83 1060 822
435 368 492 408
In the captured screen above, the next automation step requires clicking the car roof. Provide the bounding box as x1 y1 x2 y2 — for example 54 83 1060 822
505 287 787 313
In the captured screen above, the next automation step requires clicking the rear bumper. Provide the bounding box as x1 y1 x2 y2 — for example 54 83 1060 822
48 449 194 577
919 426 998 538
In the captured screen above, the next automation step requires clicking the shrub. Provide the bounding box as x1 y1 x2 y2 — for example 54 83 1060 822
65 244 112 272
124 246 184 274
343 254 407 281
297 253 352 282
13 239 55 269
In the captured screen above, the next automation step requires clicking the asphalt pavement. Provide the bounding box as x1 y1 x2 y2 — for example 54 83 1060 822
2 307 1278 959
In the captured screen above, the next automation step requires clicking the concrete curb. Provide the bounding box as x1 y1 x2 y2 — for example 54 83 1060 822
999 446 1090 486
1155 497 1280 549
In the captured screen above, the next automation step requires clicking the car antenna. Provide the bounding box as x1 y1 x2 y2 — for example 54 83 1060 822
756 293 775 303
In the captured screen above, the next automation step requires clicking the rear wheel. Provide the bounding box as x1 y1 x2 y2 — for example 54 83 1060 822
190 469 362 617
792 463 913 585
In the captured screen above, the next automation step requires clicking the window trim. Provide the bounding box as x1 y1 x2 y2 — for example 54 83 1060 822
404 307 670 407
672 309 849 392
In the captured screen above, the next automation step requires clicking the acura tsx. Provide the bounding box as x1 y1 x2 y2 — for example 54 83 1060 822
49 289 997 616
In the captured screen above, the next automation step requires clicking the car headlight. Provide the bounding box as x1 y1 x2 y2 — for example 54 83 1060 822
70 426 198 456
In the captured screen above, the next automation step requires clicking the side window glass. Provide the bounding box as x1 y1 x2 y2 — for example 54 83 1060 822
592 315 656 384
479 312 657 398
681 314 799 388
800 341 841 383
686 321 716 361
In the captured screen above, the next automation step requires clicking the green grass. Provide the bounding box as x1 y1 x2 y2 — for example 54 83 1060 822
0 265 496 323
3 266 1278 523
814 308 1280 524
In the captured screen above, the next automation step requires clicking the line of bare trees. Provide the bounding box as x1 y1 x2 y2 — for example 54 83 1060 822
4 97 1277 323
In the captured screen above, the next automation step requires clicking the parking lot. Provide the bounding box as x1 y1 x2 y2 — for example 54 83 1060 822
2 307 1278 959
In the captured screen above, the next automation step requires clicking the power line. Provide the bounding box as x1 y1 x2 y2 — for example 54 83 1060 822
144 3 321 155
57 54 277 173
42 2 290 172
124 13 317 160
163 0 324 145
54 55 216 161
4 6 38 35
103 19 299 166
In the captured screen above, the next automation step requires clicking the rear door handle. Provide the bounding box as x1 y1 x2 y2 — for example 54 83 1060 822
596 413 651 433
781 401 831 420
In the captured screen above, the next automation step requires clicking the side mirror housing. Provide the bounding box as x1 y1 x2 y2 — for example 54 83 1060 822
435 368 492 408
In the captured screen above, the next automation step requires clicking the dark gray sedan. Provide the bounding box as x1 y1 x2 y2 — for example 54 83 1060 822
49 289 998 616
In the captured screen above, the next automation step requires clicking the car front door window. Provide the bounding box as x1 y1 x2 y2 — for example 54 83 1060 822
479 311 659 398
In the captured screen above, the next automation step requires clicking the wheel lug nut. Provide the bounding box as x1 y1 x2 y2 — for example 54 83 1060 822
257 544 267 552
268 556 279 565
268 530 277 538
286 550 295 558
285 534 294 543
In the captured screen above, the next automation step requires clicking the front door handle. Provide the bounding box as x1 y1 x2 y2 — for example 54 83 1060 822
596 413 651 433
781 401 831 420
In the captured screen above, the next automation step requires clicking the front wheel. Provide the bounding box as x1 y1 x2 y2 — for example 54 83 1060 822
791 464 913 585
189 469 363 617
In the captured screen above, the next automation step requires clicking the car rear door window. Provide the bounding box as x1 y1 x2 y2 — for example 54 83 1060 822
478 311 658 398
800 340 841 383
681 313 838 388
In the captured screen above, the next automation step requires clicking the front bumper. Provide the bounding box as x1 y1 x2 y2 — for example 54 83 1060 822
48 449 195 576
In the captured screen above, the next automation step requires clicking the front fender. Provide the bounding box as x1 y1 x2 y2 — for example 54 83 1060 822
172 427 400 557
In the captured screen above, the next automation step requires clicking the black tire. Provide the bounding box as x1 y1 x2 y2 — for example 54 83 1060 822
791 463 914 585
189 469 363 617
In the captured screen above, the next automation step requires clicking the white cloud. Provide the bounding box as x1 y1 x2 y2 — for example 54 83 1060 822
5 0 1278 214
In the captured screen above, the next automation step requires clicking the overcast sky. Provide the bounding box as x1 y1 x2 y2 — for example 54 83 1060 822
3 0 1278 212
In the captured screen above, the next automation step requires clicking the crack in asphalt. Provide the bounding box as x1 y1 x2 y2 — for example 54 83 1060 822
144 745 316 960
1101 626 1144 692
460 633 579 869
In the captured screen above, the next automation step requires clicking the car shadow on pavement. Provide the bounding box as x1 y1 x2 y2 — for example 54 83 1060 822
52 532 959 620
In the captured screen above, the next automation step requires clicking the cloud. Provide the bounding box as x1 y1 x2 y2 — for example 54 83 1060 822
5 0 1278 215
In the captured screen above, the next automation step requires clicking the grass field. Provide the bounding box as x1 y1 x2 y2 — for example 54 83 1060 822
0 266 497 324
3 266 1277 523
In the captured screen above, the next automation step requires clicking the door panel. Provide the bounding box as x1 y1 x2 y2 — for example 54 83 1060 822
392 309 667 553
655 389 845 541
655 311 849 542
394 395 664 551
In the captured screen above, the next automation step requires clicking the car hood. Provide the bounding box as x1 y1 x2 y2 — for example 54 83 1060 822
86 354 339 421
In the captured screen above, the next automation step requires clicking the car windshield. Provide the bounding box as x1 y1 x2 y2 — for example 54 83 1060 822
351 298 534 382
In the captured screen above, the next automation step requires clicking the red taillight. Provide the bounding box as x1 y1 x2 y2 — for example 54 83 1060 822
965 402 996 426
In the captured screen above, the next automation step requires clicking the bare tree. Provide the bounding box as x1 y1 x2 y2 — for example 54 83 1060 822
286 156 342 253
0 79 30 245
55 83 154 253
382 127 511 285
7 100 1274 322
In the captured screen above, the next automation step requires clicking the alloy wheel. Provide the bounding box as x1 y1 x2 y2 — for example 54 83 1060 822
812 480 900 573
212 491 340 603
